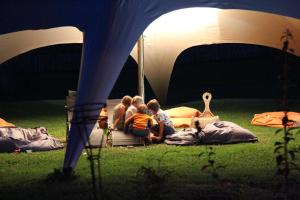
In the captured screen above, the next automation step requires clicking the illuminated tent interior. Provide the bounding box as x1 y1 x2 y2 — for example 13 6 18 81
0 0 299 171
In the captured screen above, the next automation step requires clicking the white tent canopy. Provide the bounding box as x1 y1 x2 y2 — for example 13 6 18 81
1 0 299 171
131 8 300 103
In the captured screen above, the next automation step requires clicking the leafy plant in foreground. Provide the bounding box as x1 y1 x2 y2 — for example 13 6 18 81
274 119 300 189
274 29 300 194
199 146 226 179
132 151 175 200
279 28 295 106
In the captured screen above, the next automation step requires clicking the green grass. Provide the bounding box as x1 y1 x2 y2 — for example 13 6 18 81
0 100 66 139
0 99 300 200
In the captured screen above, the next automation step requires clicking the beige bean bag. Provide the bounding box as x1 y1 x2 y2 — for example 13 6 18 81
165 107 201 128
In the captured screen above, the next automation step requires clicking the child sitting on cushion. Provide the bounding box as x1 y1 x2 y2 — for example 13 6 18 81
125 95 144 120
112 95 132 130
147 99 175 142
124 104 153 138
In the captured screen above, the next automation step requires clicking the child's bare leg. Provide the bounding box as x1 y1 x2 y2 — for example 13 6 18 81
149 133 155 141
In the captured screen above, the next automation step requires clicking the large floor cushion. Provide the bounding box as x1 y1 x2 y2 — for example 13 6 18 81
251 111 300 128
165 106 201 118
169 117 193 128
85 123 107 147
201 121 258 144
0 127 63 152
0 118 15 128
111 130 144 146
165 121 258 145
165 107 201 128
0 138 17 152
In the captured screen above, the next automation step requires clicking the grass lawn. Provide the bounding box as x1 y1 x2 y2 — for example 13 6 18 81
0 99 300 200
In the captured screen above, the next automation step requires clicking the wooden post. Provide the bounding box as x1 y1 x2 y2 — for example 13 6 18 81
137 35 145 101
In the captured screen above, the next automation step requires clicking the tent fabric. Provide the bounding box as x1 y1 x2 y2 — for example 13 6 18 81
0 27 82 65
1 0 300 170
251 112 300 128
130 9 300 103
1 10 300 104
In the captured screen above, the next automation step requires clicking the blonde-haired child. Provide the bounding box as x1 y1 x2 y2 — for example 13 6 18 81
112 95 132 130
125 95 144 120
124 104 153 138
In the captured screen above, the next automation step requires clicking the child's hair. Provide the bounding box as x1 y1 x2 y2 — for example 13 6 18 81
137 104 148 114
132 95 144 106
146 99 160 112
121 95 132 107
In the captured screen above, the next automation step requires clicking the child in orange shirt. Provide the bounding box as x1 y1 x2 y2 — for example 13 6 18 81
124 104 153 138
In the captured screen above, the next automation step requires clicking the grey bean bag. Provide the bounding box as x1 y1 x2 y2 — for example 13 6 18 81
0 138 17 152
0 127 63 152
165 121 257 145
201 121 258 144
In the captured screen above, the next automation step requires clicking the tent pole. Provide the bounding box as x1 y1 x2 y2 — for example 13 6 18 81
137 34 145 101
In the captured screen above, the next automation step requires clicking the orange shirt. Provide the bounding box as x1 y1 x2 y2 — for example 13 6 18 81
131 113 153 130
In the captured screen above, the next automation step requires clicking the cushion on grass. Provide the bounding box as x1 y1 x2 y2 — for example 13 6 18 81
111 130 144 146
165 106 201 118
201 121 258 144
0 118 15 128
165 107 201 128
0 138 17 152
0 127 63 152
169 117 192 128
251 111 300 128
165 121 258 145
